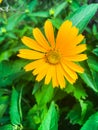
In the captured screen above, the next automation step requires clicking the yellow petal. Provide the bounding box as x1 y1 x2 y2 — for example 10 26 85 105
56 20 84 52
64 61 84 73
62 44 87 56
45 65 53 85
57 64 76 84
17 49 44 59
64 54 88 61
56 20 72 49
33 28 51 50
70 26 79 37
74 34 84 45
44 65 59 87
24 59 44 71
33 62 49 75
51 67 59 88
34 62 50 81
56 64 66 88
72 44 87 54
35 68 47 81
21 36 47 52
61 61 78 80
44 20 55 48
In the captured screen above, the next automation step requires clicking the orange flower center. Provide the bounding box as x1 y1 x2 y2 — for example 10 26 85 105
46 50 61 64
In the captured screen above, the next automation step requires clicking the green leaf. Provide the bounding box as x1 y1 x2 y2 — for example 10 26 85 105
53 1 68 17
0 60 27 87
27 104 48 127
80 56 98 92
91 71 98 88
0 124 14 130
38 102 58 130
92 24 97 35
81 112 98 130
34 83 54 106
30 11 49 17
6 13 25 31
70 0 80 11
67 103 82 125
65 83 87 100
92 48 98 56
0 96 9 118
69 4 98 32
79 99 88 120
79 62 98 92
10 87 21 125
67 100 93 125
87 55 98 72
27 0 38 12
51 18 63 29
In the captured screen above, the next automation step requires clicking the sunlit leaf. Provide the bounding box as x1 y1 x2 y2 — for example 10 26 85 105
34 83 54 106
10 87 22 125
53 1 68 17
69 4 98 32
38 102 58 130
65 83 87 100
79 62 98 92
81 112 98 130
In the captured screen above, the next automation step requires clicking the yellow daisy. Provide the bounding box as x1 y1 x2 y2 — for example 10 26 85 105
17 20 87 88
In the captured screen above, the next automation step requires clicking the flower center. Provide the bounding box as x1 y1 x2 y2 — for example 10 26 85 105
46 50 61 64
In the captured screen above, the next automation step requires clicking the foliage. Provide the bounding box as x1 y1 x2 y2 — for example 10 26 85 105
0 0 98 130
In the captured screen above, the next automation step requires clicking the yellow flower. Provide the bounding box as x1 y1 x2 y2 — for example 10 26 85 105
0 0 2 4
17 20 87 88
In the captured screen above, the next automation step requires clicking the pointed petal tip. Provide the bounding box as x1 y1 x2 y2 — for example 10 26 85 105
17 54 20 57
21 36 27 42
33 27 38 32
45 20 51 24
24 66 29 72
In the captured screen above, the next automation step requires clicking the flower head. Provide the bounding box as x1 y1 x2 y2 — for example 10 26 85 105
17 20 87 88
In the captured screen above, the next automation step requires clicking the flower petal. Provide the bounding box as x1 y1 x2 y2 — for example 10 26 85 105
70 26 79 37
17 49 44 59
24 59 44 71
72 44 87 54
34 62 50 81
56 20 73 49
74 34 84 45
64 54 88 61
51 67 59 88
45 65 53 85
64 61 84 73
33 28 51 50
45 65 59 87
61 61 78 80
44 20 55 48
21 36 47 52
56 64 66 88
56 20 84 52
57 64 76 84
62 44 87 56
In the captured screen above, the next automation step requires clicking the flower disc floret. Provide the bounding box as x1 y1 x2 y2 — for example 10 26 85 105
45 50 61 64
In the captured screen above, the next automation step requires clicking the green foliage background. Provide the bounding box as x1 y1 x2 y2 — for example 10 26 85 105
0 0 98 130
